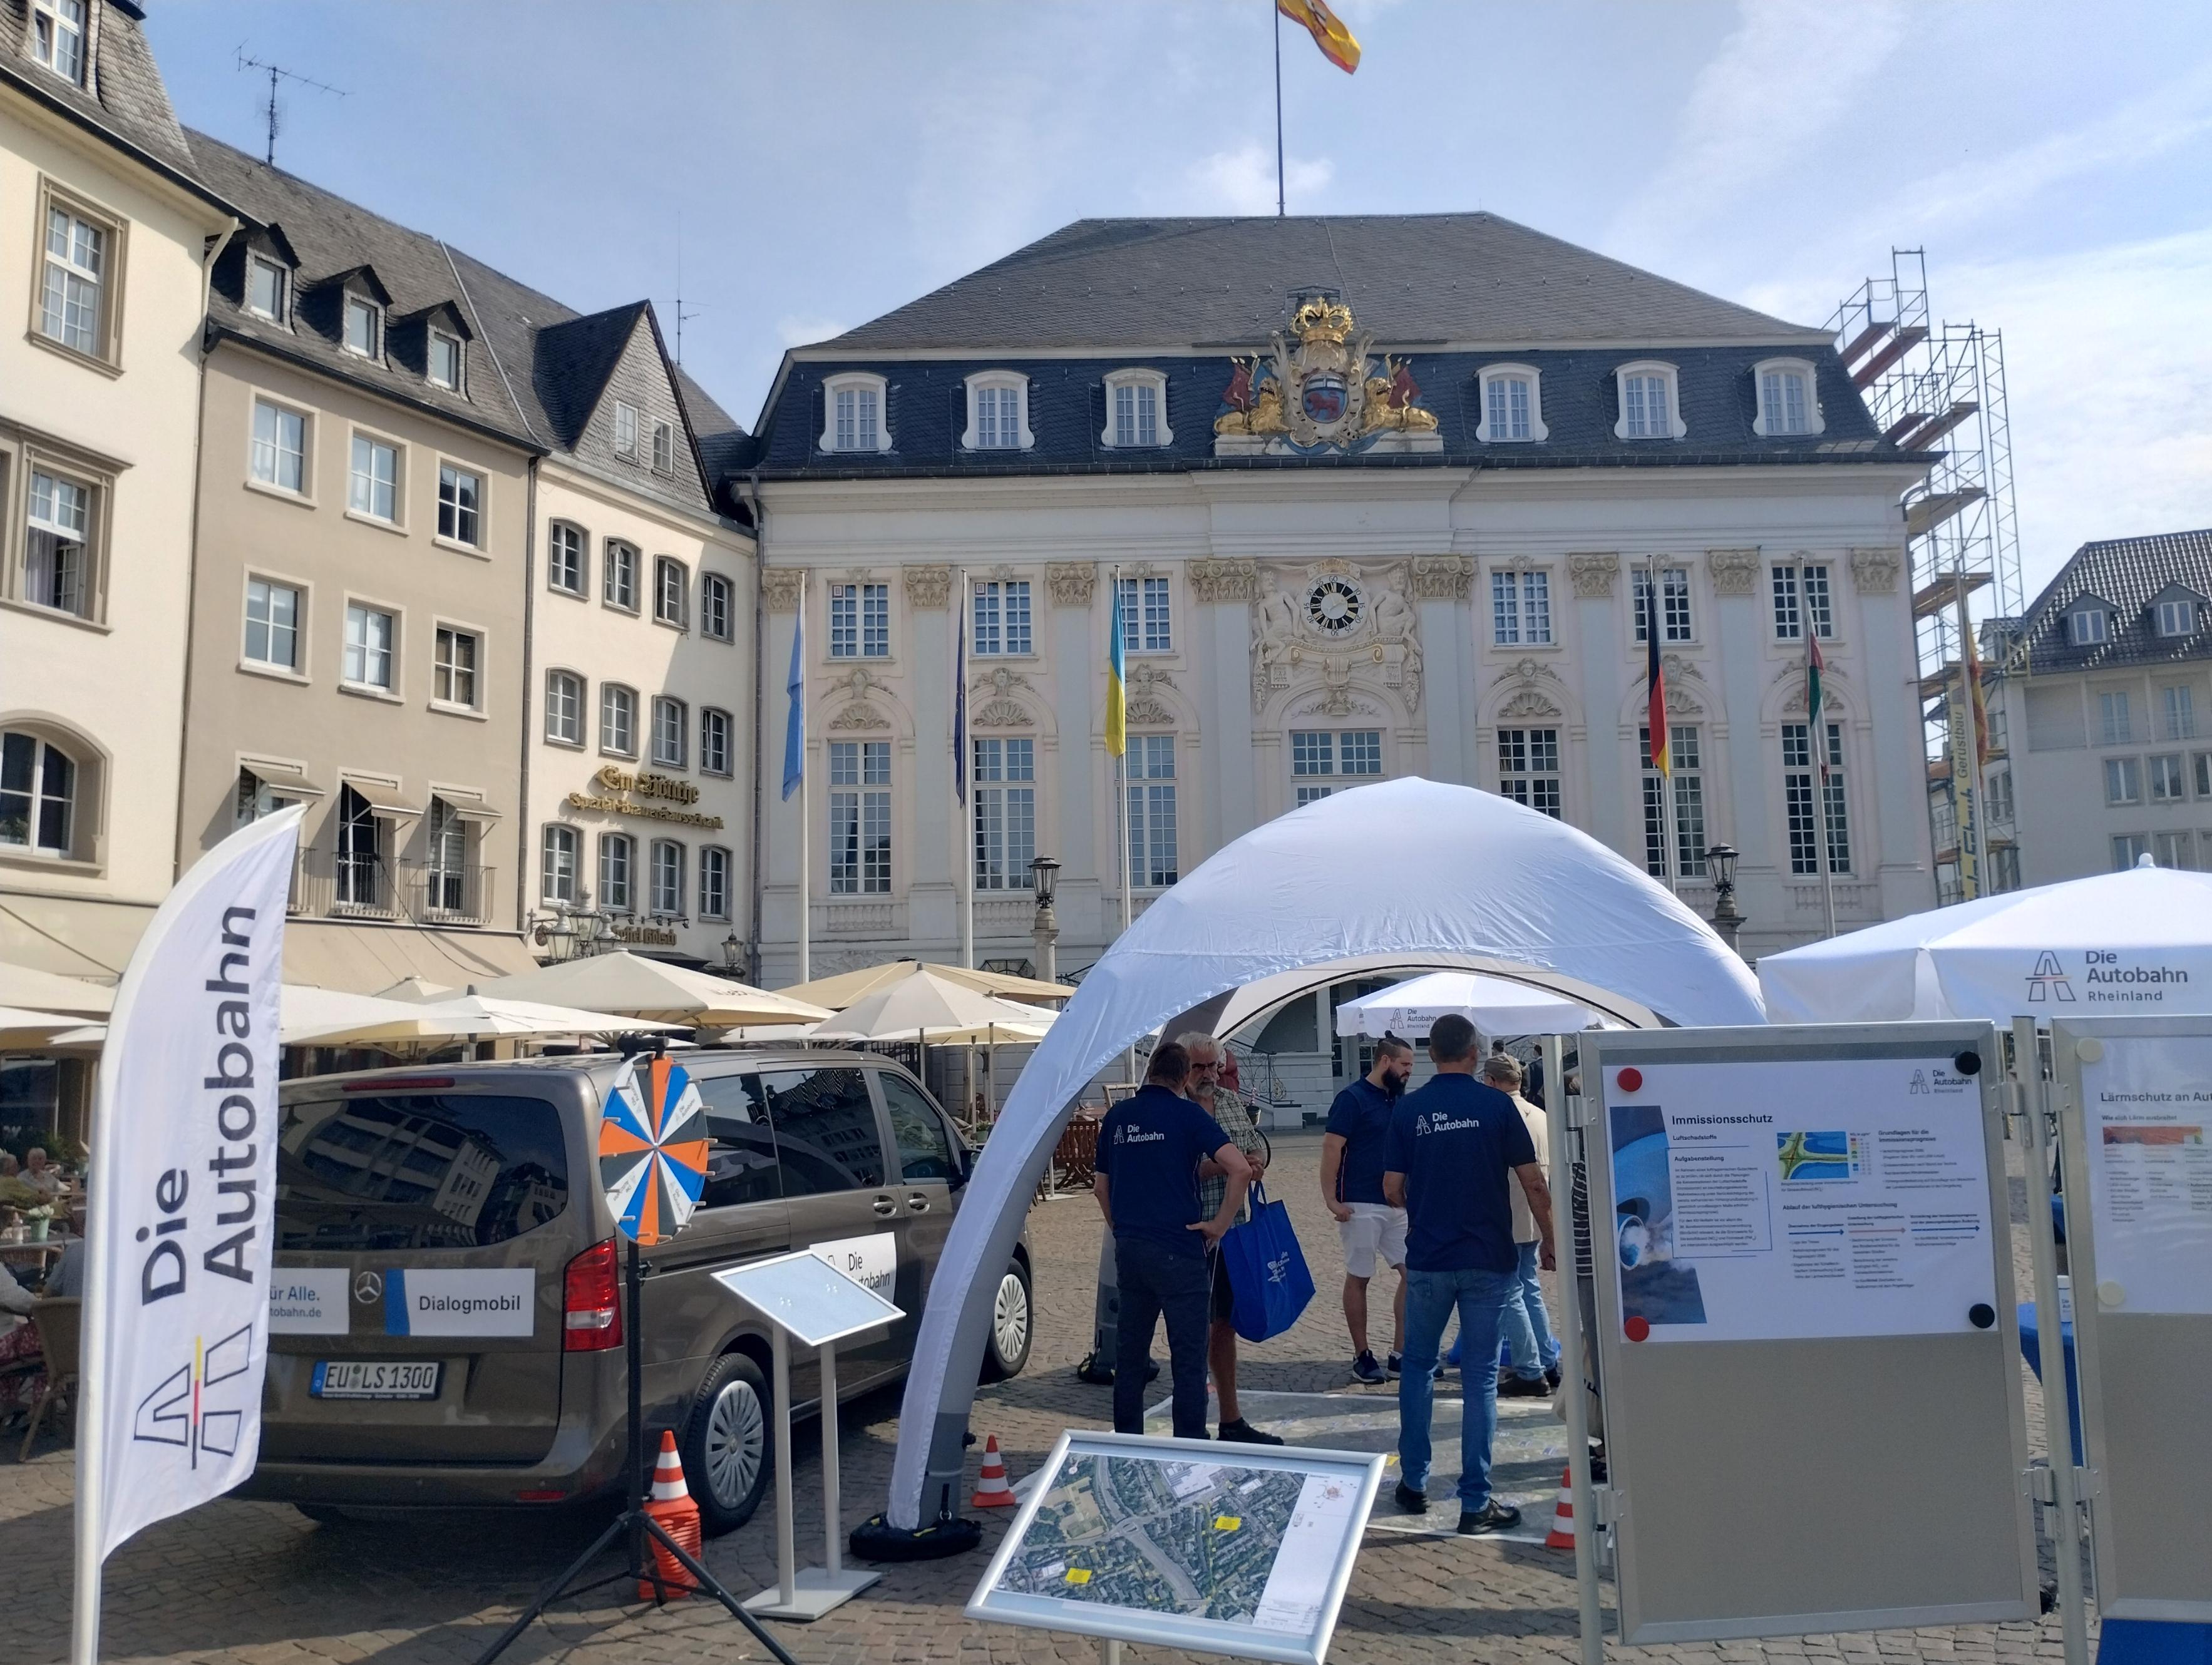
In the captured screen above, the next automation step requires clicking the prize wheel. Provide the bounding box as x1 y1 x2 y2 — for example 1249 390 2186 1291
598 1054 709 1246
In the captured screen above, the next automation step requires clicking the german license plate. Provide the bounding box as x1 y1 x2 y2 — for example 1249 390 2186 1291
311 1360 441 1400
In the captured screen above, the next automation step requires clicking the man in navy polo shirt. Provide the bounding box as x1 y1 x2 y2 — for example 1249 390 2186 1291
1384 1013 1554 1535
1094 1040 1254 1438
1321 1034 1414 1384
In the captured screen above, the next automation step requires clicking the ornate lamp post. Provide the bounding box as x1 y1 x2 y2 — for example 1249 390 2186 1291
721 928 744 974
1029 854 1061 984
1706 843 1744 957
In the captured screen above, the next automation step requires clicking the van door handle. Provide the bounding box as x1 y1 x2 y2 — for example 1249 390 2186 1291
872 1196 897 1216
905 1193 930 1212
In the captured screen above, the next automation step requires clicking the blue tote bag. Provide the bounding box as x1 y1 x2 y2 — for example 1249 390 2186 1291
1220 1181 1316 1343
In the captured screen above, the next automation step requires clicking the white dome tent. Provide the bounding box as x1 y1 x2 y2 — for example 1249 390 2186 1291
864 777 1765 1548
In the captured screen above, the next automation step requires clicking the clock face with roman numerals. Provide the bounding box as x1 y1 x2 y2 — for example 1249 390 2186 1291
1307 579 1362 634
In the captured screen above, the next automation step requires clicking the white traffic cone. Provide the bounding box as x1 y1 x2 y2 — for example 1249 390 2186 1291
971 1433 1017 1507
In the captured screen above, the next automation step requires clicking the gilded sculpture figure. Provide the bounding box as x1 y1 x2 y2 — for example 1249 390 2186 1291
1215 292 1436 448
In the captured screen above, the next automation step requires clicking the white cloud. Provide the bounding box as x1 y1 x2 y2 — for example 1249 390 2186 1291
1183 141 1335 217
1613 0 1906 253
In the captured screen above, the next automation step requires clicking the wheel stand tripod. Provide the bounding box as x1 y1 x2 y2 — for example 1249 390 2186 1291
475 1239 801 1665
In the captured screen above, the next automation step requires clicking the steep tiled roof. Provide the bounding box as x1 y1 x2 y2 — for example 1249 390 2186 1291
2017 528 2212 674
0 0 217 197
821 214 1830 353
533 302 650 448
674 364 751 482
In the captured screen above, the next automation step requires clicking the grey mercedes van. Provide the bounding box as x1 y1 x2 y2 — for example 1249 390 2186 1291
246 1047 1031 1534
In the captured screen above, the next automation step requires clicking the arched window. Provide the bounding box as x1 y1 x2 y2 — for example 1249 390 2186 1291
0 730 75 855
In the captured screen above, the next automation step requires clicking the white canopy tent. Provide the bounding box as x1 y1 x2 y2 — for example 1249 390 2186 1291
873 778 1764 1540
1333 970 1618 1039
1759 860 2212 1023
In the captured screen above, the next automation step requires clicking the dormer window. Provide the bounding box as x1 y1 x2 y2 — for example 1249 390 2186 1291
1477 364 1548 443
428 329 463 391
1754 357 1823 436
247 256 288 323
344 295 381 359
33 0 88 85
821 372 891 454
651 420 674 473
2158 598 2197 637
613 401 639 458
964 372 1032 451
2071 606 2110 647
1102 369 1171 449
1615 362 1684 440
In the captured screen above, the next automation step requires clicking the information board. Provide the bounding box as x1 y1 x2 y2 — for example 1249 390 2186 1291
1586 1024 2038 1644
967 1431 1384 1665
712 1248 903 1348
2053 1018 2212 1621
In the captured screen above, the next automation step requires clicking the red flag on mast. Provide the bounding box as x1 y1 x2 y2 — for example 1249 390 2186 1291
1645 583 1669 779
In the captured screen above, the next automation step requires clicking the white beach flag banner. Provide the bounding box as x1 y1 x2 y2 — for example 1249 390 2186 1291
72 805 303 1664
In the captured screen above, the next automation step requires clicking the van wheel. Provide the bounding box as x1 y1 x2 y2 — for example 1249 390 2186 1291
980 1258 1033 1381
684 1353 771 1537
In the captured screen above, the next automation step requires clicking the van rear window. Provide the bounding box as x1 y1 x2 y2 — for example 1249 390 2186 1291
277 1093 570 1251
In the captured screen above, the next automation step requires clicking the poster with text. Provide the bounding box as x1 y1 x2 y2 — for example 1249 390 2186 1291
1605 1055 1999 1344
2079 1035 2212 1316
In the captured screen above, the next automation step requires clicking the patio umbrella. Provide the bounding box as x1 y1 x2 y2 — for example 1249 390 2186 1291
279 985 428 1044
1333 970 1615 1038
468 950 828 1027
805 971 1061 1043
0 963 113 1016
779 958 1070 1012
0 1005 96 1047
284 993 681 1047
373 975 455 1002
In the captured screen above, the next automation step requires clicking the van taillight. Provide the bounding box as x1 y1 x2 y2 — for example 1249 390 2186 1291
563 1238 622 1351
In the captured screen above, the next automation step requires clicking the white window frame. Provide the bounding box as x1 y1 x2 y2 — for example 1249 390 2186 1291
31 0 88 84
2105 755 2143 806
829 581 891 660
700 706 733 776
2150 752 2187 804
820 372 892 454
1496 726 1563 818
1613 360 1686 440
612 400 640 458
599 831 635 914
1101 369 1172 449
700 571 733 642
971 578 1033 657
340 598 400 696
654 556 689 628
1125 734 1180 889
649 838 686 917
828 740 892 894
2112 834 2149 871
962 371 1034 451
972 735 1038 893
2070 606 2109 647
1772 561 1835 641
428 329 464 391
651 695 688 769
20 458 103 622
346 428 404 526
1752 357 1824 437
547 521 587 597
240 572 307 679
1 727 81 859
245 255 289 324
651 420 674 474
599 684 639 758
603 538 639 612
2156 597 2198 638
1475 364 1548 443
247 395 312 499
342 294 382 360
1633 565 1695 644
435 459 484 550
431 621 485 714
544 669 585 747
1115 575 1173 654
699 846 731 921
541 824 580 905
1490 568 1553 647
34 187 116 364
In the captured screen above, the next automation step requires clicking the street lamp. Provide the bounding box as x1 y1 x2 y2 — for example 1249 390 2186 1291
1705 842 1744 958
1029 854 1061 985
721 928 744 973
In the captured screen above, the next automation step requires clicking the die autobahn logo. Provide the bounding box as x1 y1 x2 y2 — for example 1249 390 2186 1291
2028 948 2191 1004
134 1323 254 1467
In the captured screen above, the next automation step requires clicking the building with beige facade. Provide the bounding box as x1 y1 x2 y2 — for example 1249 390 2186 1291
0 1 236 1130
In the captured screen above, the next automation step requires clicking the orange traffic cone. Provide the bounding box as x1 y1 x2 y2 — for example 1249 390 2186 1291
1544 1467 1576 1550
971 1434 1017 1508
639 1431 702 1599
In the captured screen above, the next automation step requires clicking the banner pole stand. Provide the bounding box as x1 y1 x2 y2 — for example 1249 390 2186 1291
1546 1032 1606 1665
2015 1015 2091 1665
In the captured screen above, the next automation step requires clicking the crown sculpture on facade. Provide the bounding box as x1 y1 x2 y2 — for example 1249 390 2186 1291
1215 289 1440 454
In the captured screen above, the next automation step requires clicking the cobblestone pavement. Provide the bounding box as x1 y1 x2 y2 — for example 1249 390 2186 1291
3 1130 2086 1664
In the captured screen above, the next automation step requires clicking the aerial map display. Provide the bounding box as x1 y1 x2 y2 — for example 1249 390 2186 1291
969 1434 1382 1665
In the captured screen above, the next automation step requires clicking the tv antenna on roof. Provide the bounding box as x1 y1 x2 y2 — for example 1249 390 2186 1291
235 46 347 168
673 212 703 367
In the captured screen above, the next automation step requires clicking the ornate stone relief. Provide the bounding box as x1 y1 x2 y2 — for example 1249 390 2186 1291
825 667 890 730
1250 560 1422 715
760 568 803 612
828 704 890 731
904 565 951 608
971 665 1033 697
1849 547 1902 593
1566 552 1620 599
1661 652 1707 716
973 699 1034 727
1409 556 1473 601
1492 655 1568 719
1706 549 1760 595
1046 562 1096 606
1189 557 1258 603
1124 663 1176 725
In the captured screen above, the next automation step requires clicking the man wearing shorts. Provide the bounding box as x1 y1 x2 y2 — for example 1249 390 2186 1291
1322 1035 1414 1384
1183 1033 1283 1444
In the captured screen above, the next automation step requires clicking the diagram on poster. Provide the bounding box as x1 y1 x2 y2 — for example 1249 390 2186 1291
2079 1034 2212 1316
1606 1055 1998 1343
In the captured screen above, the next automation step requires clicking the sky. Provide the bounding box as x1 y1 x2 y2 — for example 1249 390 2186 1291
146 1 2212 600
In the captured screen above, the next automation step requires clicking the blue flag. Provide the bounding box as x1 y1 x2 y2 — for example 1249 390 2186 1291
780 595 804 801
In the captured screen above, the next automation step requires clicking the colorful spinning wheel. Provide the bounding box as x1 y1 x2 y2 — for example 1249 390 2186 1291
598 1055 709 1246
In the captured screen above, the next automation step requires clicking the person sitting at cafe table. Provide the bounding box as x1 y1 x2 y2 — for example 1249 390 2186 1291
19 1148 61 1201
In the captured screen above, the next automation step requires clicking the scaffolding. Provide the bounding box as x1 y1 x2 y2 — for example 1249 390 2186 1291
1829 250 2027 904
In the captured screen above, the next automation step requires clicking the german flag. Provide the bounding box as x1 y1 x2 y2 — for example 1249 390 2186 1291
1279 0 1361 73
1645 583 1669 779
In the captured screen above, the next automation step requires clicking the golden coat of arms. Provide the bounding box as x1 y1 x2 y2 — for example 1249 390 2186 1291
1214 292 1439 454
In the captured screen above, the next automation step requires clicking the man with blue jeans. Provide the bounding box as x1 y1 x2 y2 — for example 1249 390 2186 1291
1483 1053 1561 1396
1094 1041 1254 1439
1384 1014 1554 1534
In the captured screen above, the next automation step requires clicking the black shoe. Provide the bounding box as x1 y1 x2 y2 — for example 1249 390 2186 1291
1351 1351 1389 1385
1394 1480 1429 1514
1545 1365 1562 1390
1497 1374 1550 1399
1218 1417 1285 1446
1457 1500 1523 1535
1384 1351 1404 1376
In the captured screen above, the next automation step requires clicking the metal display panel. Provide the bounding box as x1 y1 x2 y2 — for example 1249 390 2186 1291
2051 1017 2212 1622
1585 1023 2037 1644
967 1430 1384 1665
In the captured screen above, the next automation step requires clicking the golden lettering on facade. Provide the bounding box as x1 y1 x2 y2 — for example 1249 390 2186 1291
565 789 726 831
591 765 702 806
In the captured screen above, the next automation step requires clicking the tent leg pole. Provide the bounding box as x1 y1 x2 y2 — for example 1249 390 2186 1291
1548 1033 1605 1664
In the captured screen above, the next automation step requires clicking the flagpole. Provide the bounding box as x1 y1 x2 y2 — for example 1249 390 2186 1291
1811 633 1838 940
957 566 974 971
797 573 810 984
1644 567 1677 898
1272 1 1286 217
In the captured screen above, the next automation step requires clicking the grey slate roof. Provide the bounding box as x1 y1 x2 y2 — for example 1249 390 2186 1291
2016 528 2212 675
0 0 212 190
820 214 1830 353
674 364 753 489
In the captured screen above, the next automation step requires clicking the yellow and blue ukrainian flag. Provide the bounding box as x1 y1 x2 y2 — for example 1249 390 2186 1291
1105 583 1126 760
